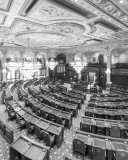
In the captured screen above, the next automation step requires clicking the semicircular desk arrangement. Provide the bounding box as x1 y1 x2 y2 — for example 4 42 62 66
3 77 128 160
3 78 58 160
73 90 128 160
23 78 128 160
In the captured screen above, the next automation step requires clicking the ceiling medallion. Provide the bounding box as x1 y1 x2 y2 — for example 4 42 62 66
15 31 70 47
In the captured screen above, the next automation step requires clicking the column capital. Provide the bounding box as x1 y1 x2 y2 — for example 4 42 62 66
114 52 120 57
86 54 91 58
104 46 116 56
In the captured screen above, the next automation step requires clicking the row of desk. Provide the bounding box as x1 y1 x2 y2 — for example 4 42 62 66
56 84 67 92
27 85 78 117
37 94 78 117
17 81 28 101
7 100 64 147
85 108 128 120
62 91 84 104
10 135 50 160
80 116 128 139
73 130 128 160
48 84 82 109
88 101 128 109
90 93 119 98
53 92 81 109
69 89 86 100
90 96 128 102
25 97 72 128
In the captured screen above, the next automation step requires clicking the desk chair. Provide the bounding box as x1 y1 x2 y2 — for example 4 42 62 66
111 124 121 138
73 138 86 155
96 124 105 135
25 100 29 107
65 98 69 103
93 147 105 160
7 108 15 120
35 108 41 116
49 115 56 122
115 150 128 160
16 114 25 129
80 122 91 133
57 105 63 111
85 111 95 117
42 131 55 147
41 111 49 120
124 115 128 121
26 121 34 135
35 125 43 141
56 116 66 126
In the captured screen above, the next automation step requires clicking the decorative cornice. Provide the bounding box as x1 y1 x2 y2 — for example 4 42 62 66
0 38 128 54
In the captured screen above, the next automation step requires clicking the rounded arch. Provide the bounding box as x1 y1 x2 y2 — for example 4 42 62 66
22 51 35 58
37 52 46 59
38 52 49 76
6 50 21 58
90 50 107 63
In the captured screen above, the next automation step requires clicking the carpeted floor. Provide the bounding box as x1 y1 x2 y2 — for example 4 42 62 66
0 84 92 160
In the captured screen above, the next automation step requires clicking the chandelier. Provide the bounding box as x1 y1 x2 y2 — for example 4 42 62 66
5 41 22 72
48 58 58 70
19 27 41 78
70 55 87 74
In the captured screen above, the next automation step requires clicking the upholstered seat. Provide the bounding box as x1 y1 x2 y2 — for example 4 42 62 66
35 125 43 140
49 115 56 122
42 131 55 147
7 109 15 120
111 125 121 138
19 119 26 129
41 111 49 119
26 121 34 134
115 150 128 160
80 122 91 133
73 138 86 155
56 116 66 126
93 147 105 160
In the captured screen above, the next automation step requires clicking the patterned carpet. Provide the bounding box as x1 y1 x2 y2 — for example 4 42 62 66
0 84 92 160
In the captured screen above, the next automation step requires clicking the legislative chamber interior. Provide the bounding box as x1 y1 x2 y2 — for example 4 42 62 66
1 0 128 160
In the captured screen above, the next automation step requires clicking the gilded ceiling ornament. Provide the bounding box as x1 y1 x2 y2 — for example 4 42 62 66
47 22 85 35
113 10 123 17
120 15 128 22
39 6 71 18
92 0 106 4
103 3 115 12
0 27 11 37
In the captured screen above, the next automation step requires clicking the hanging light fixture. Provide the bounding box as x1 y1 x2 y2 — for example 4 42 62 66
48 58 58 70
70 55 87 74
19 27 41 78
5 41 22 71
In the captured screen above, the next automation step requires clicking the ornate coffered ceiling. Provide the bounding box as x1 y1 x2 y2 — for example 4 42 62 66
0 0 128 52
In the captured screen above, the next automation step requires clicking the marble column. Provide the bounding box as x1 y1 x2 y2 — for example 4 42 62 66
2 58 7 82
19 58 23 80
87 54 91 63
106 55 111 86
